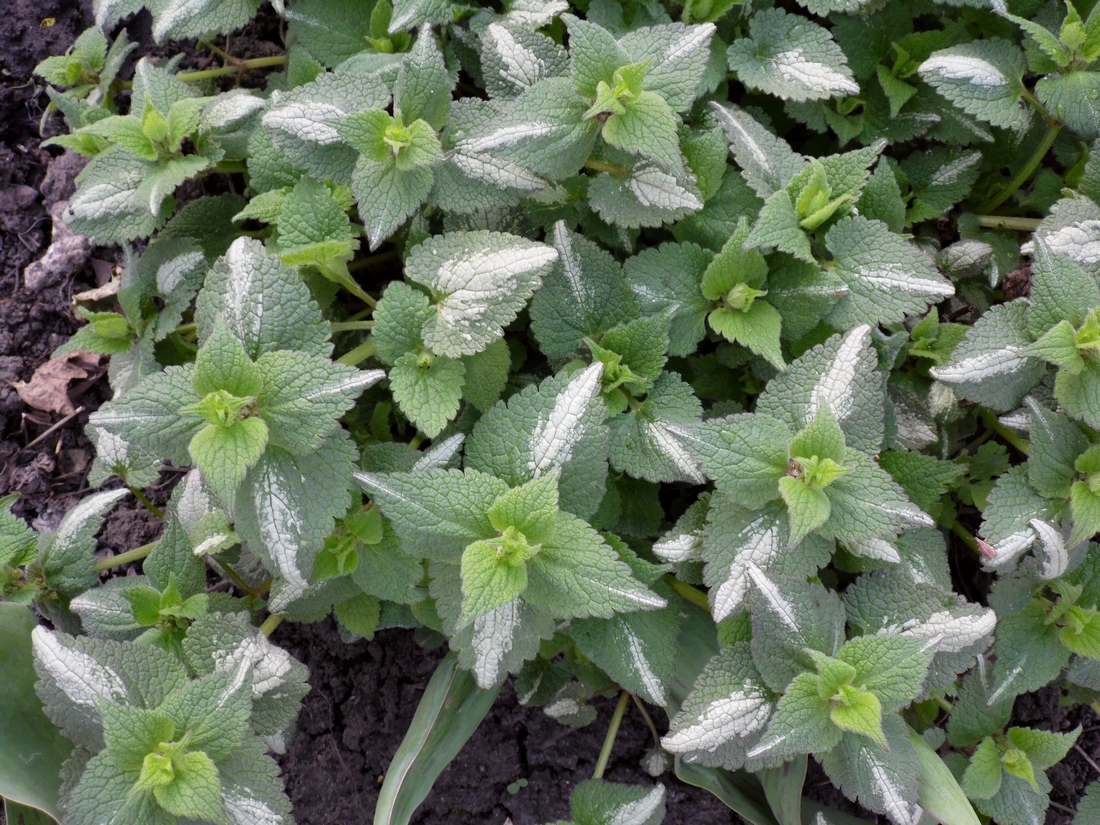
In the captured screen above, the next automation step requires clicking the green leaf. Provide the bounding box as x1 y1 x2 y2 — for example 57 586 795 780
754 672 840 760
669 413 791 510
275 177 360 287
187 418 269 507
459 538 530 626
729 9 858 102
395 32 452 130
961 737 1003 800
389 352 465 438
608 371 706 484
910 728 981 825
0 605 72 820
837 635 932 712
1037 71 1100 139
564 15 630 99
388 0 454 32
919 40 1029 131
149 0 262 42
624 242 713 356
829 686 885 748
0 495 37 570
778 477 831 548
151 750 227 824
602 90 683 174
41 489 130 598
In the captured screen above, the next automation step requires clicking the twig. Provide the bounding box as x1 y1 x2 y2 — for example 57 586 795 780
1075 743 1100 778
25 406 84 449
631 694 662 746
95 541 156 572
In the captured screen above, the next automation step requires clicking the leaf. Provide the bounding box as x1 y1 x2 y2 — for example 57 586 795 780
729 9 858 102
196 237 332 360
13 351 101 417
602 91 684 175
570 780 666 825
710 103 807 199
909 728 981 825
1037 71 1100 140
919 40 1029 131
41 489 129 598
467 364 609 520
356 468 505 560
372 280 432 365
825 216 954 329
588 163 705 229
389 352 465 438
0 605 72 821
930 301 1047 413
609 371 705 484
405 230 558 357
481 23 569 99
66 150 167 243
235 433 358 612
388 0 454 32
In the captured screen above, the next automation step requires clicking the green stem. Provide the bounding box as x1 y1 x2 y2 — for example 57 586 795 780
259 614 283 637
979 409 1030 456
175 55 286 83
336 337 377 366
950 521 980 555
593 691 631 780
216 560 263 600
408 433 425 450
128 485 164 519
974 215 1042 232
198 40 236 62
664 575 710 612
329 320 375 333
935 696 954 714
94 541 156 572
175 322 196 337
978 121 1062 213
213 160 247 174
583 158 631 178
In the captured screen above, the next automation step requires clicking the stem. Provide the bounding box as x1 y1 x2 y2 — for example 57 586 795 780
593 691 631 780
259 614 283 637
979 409 1030 456
934 696 954 714
128 485 164 519
216 560 263 600
664 575 710 612
175 322 196 336
951 521 980 555
631 694 661 746
198 40 236 62
213 160 247 174
978 121 1063 213
336 337 377 366
408 433 425 450
175 55 286 82
974 215 1042 232
95 541 156 572
583 158 631 178
329 320 375 333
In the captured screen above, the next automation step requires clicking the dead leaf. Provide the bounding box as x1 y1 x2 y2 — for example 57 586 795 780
13 351 101 415
23 200 92 293
74 269 121 304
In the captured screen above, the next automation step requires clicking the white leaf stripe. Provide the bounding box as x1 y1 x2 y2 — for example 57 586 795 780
930 347 1030 383
746 564 799 633
551 221 590 313
608 785 666 825
867 752 921 825
623 626 667 705
32 628 127 709
712 517 782 621
809 324 870 424
920 54 1008 89
253 468 310 613
413 433 465 471
485 24 544 90
528 362 603 475
472 598 523 687
647 422 707 483
53 488 129 552
459 122 557 154
301 369 385 401
662 690 771 753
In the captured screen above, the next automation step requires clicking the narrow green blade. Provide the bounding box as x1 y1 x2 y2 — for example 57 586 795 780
0 604 71 821
4 798 60 825
373 651 500 825
910 728 981 825
760 754 806 825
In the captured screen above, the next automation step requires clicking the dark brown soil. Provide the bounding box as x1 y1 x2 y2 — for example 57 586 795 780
1 3 1098 825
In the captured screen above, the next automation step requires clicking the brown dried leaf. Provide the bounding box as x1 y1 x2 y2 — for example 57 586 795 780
12 351 101 415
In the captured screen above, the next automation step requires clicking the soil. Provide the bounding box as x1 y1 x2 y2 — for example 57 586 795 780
0 3 1098 825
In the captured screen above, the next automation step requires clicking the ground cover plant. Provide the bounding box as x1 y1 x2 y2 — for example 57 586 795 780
7 0 1100 823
